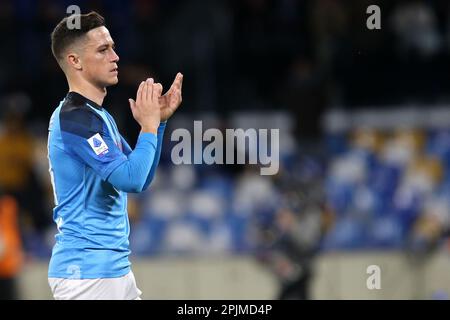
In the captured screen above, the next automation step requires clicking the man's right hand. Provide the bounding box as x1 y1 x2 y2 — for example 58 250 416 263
129 78 162 134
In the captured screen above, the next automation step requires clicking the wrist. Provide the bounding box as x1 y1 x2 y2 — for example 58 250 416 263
141 125 158 134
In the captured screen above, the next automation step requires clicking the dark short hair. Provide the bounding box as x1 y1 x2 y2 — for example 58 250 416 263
51 11 105 65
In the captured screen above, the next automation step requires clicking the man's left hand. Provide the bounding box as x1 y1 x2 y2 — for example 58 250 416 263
159 72 183 121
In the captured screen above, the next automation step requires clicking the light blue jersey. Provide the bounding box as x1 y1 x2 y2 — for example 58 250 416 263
47 92 165 279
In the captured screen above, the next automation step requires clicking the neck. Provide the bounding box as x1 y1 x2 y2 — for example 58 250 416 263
68 76 106 106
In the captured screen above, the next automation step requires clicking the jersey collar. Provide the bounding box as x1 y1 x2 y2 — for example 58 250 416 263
66 91 103 110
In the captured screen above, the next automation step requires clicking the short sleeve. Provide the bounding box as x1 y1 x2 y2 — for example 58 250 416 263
59 106 127 181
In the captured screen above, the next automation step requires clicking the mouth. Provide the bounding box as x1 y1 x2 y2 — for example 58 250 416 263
111 67 118 74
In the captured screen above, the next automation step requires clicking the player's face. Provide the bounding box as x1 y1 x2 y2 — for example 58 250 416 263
81 26 119 88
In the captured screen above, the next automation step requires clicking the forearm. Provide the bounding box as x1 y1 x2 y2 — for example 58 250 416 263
142 121 166 190
107 132 157 193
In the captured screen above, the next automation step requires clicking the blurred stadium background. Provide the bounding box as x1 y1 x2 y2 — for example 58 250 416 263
1 0 450 299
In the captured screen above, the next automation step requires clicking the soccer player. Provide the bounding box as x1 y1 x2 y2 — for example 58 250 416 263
47 11 183 299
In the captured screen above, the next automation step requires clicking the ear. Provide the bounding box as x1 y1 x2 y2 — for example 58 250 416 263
66 52 82 71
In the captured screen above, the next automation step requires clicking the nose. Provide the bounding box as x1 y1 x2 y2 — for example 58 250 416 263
111 49 119 63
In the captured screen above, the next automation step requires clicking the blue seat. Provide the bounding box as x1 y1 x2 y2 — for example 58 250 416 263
367 215 404 248
131 216 170 256
326 179 354 216
320 217 368 251
224 213 251 253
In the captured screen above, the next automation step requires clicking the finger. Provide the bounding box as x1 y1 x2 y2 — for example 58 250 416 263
137 81 145 105
169 73 182 93
156 83 163 94
153 83 163 100
170 90 182 109
144 78 149 102
177 72 183 91
143 79 147 102
147 78 154 102
128 98 136 110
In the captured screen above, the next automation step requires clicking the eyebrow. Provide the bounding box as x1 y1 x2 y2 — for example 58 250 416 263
97 42 115 50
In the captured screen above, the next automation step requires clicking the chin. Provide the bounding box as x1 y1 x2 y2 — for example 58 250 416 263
105 77 119 87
